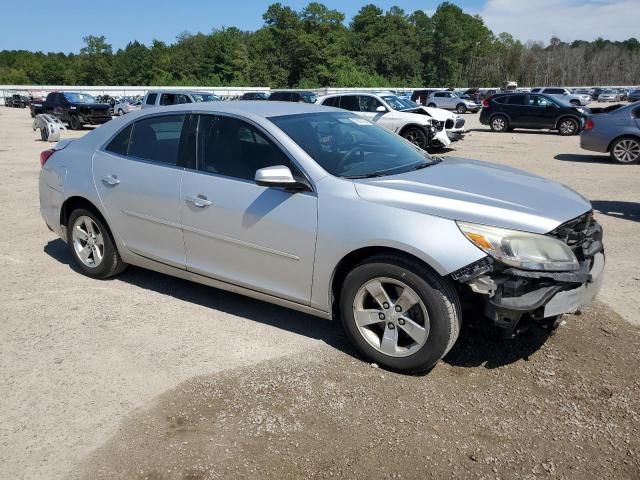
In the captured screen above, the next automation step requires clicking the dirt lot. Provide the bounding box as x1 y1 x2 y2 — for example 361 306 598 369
0 105 639 480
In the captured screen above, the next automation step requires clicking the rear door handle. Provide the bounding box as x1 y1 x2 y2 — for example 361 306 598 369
185 194 212 208
101 175 120 186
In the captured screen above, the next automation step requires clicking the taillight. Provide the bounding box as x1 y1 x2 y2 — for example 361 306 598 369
40 149 55 167
481 99 489 108
584 119 594 131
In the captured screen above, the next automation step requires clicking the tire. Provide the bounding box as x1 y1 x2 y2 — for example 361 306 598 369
558 117 579 136
427 103 437 108
339 254 461 373
490 115 508 132
117 109 124 116
570 100 580 106
610 137 640 164
40 128 48 141
401 126 428 150
456 103 467 114
67 208 127 279
69 114 82 130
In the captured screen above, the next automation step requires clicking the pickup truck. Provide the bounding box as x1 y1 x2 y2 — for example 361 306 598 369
5 94 30 108
30 92 111 129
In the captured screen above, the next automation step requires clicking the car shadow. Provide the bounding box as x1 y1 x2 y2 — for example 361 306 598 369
444 316 552 369
592 200 640 223
467 128 558 136
555 153 612 164
43 238 550 373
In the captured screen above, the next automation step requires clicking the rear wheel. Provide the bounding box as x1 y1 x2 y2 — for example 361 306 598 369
558 117 579 136
67 208 126 279
117 108 124 116
427 103 437 108
490 115 508 132
570 100 580 106
610 137 640 164
340 254 461 373
401 126 428 150
456 103 467 114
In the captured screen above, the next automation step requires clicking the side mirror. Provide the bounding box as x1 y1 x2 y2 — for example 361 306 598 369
255 165 310 192
376 105 387 113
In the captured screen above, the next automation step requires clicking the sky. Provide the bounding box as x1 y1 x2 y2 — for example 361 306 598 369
0 0 638 53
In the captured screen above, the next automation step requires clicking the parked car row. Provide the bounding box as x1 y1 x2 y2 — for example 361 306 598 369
4 93 31 108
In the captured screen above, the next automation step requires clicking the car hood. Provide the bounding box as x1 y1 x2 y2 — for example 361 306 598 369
393 111 432 125
353 157 591 234
416 106 456 121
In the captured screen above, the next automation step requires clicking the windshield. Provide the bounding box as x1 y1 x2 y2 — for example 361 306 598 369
64 92 95 103
380 95 419 111
191 93 219 102
269 112 437 178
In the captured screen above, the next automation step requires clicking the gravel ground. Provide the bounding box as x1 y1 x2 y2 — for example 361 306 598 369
0 104 639 480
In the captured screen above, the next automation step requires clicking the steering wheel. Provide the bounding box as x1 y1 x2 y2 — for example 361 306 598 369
337 146 364 172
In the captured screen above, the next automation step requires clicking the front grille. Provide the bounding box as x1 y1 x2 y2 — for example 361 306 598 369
91 109 110 117
549 211 603 261
454 118 465 129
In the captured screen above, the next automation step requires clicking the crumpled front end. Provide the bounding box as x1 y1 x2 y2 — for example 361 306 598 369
452 212 605 334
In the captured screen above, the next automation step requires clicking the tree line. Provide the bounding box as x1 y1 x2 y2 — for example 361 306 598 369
1 2 639 88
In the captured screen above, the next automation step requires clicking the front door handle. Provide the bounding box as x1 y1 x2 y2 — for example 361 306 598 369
186 194 212 208
101 175 120 186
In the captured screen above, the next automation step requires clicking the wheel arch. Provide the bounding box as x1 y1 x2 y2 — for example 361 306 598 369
607 134 640 153
60 196 110 234
398 123 429 136
329 246 444 318
489 112 511 123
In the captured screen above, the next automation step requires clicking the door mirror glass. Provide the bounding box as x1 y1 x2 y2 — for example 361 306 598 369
255 166 308 191
375 105 387 113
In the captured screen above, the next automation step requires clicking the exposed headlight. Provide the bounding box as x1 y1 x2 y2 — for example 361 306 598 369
457 222 579 271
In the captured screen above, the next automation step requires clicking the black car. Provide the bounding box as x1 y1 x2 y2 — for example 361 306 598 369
627 89 640 102
268 91 317 103
240 91 270 100
479 92 587 136
590 88 604 101
5 93 30 108
32 92 111 129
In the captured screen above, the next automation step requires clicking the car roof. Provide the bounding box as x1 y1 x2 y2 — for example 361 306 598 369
132 100 335 118
145 90 212 95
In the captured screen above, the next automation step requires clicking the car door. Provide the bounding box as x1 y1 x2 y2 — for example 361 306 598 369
357 95 394 129
527 95 558 128
504 94 528 126
180 114 318 304
92 113 188 268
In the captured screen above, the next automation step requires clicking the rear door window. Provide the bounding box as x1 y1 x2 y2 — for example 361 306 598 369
128 115 186 165
160 93 177 106
506 95 527 105
338 95 359 111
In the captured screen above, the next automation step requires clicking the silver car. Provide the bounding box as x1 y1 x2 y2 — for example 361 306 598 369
581 102 640 163
531 87 591 106
39 102 605 373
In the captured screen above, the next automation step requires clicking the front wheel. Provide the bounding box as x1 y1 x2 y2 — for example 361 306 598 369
69 114 82 130
610 137 640 164
67 208 127 279
117 109 124 116
427 103 437 108
558 117 579 136
456 103 467 114
340 254 461 373
401 126 428 150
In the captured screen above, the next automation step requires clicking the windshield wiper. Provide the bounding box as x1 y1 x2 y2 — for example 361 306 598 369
413 157 443 170
346 172 386 179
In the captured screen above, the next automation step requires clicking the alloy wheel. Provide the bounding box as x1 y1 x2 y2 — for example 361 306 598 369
352 277 430 357
492 117 506 131
559 119 577 135
72 215 105 268
403 129 427 149
613 139 640 163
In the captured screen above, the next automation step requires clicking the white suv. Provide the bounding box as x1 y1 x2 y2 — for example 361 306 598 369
317 92 444 150
426 91 480 114
142 90 221 109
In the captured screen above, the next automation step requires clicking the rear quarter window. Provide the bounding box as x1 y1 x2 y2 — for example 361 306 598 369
145 93 157 105
492 96 507 104
105 124 133 156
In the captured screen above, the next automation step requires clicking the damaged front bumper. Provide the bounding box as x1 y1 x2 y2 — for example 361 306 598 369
452 213 605 333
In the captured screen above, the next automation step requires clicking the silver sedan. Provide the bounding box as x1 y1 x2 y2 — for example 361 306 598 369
39 102 604 372
581 102 640 164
